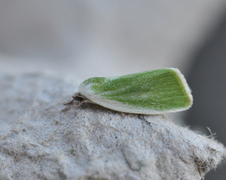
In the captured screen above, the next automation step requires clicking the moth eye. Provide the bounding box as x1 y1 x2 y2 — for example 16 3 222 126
74 96 83 101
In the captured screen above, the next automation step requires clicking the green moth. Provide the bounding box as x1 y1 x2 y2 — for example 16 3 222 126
64 68 193 114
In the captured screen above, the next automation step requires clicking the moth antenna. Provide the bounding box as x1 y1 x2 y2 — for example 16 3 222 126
62 106 73 112
64 98 75 105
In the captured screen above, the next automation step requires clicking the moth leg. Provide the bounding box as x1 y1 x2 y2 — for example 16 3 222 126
76 99 90 107
121 112 125 118
138 114 145 120
64 93 85 106
63 93 90 111
62 96 78 111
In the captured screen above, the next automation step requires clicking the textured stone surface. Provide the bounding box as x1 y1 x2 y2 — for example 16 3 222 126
0 73 225 180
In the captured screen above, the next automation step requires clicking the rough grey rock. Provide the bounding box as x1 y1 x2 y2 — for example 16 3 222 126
0 73 225 180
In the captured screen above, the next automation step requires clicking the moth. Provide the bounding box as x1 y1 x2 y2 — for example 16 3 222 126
63 68 193 114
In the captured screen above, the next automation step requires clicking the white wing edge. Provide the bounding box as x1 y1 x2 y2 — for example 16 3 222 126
169 68 193 107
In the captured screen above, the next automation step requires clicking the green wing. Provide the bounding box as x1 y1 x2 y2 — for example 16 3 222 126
80 68 193 113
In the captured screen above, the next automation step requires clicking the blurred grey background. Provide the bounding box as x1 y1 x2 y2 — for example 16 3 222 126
0 1 226 179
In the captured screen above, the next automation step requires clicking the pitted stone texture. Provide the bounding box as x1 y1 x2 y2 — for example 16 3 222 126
0 73 225 180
